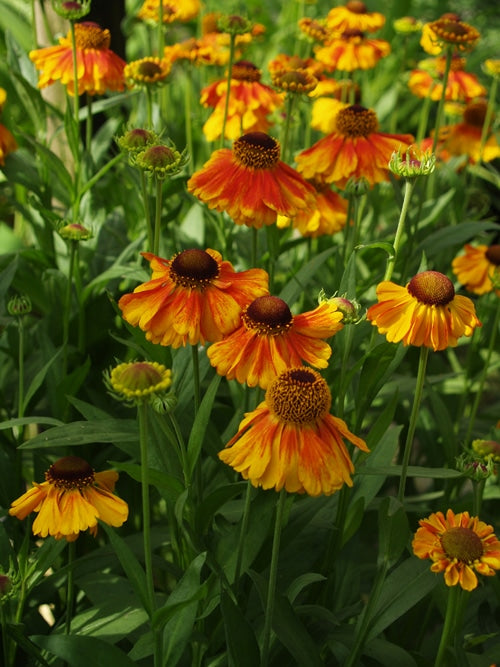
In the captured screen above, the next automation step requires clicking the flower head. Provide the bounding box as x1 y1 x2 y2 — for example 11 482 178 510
315 30 391 72
106 361 172 407
408 56 486 102
452 244 500 295
124 57 171 87
118 249 269 348
326 1 385 33
271 68 318 95
7 295 32 317
52 0 91 20
59 222 92 241
9 456 128 541
207 295 343 388
116 127 158 160
277 179 348 237
200 61 284 141
483 59 500 79
298 17 330 44
187 132 316 227
137 0 200 24
135 142 188 179
367 270 482 351
296 104 414 189
431 100 500 164
393 16 422 34
472 439 500 464
412 509 500 591
219 367 369 496
422 16 480 54
29 22 126 96
389 146 436 179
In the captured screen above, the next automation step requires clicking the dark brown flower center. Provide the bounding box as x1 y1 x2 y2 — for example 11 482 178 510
342 28 365 39
429 18 480 46
232 60 261 82
63 1 84 9
463 102 487 128
243 296 293 335
346 1 367 14
233 132 280 169
266 367 332 424
170 249 219 289
74 22 110 50
440 526 484 563
46 456 95 490
335 104 378 137
486 245 500 265
407 271 455 306
138 60 164 77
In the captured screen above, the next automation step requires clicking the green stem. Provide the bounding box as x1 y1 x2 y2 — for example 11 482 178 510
153 177 163 256
463 298 500 445
344 192 364 264
77 152 124 203
336 323 354 420
137 403 156 616
158 1 164 56
384 178 417 282
184 66 194 166
233 482 253 592
397 346 429 503
261 489 287 667
0 600 9 667
191 344 201 414
62 241 77 376
65 541 76 634
472 478 486 516
17 316 25 420
69 21 80 130
435 585 462 667
430 47 453 156
478 76 497 164
85 94 92 153
416 94 433 145
140 171 154 252
219 35 236 148
345 560 390 667
146 87 154 129
281 94 296 164
165 411 190 488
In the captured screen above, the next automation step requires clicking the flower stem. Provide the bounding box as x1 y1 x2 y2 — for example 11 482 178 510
157 1 164 56
69 21 80 130
219 35 236 149
435 585 462 667
140 171 154 252
463 298 500 445
65 541 76 634
85 94 93 153
233 481 253 593
416 94 432 145
191 344 201 414
281 94 296 164
397 345 429 503
384 178 417 282
17 316 25 420
427 46 453 198
153 176 163 255
478 76 497 163
62 240 77 377
137 402 156 616
261 488 287 667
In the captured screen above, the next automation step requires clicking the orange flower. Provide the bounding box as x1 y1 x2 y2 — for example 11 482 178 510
164 35 230 67
326 1 385 33
452 244 500 295
187 132 316 228
315 30 391 72
278 180 348 237
267 54 324 79
118 249 269 348
124 57 171 87
219 367 369 496
367 270 482 351
207 295 344 388
412 509 500 591
310 78 359 134
29 22 126 96
296 104 414 188
200 61 284 141
9 456 128 542
432 100 500 164
409 56 486 102
137 0 200 24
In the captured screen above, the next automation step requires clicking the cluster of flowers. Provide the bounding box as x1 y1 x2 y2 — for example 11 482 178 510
4 0 500 596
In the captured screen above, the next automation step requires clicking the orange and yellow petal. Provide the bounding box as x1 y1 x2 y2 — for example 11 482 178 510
0 124 17 165
84 486 129 527
9 483 48 520
326 5 385 33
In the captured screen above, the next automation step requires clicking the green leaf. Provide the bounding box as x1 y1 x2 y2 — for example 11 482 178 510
286 573 327 605
416 220 500 259
186 373 221 480
22 348 62 415
19 419 139 449
367 558 437 641
31 634 136 667
221 591 261 667
0 416 63 431
110 460 184 504
364 637 418 667
279 246 337 306
377 497 409 568
356 465 463 479
25 538 67 590
355 342 407 420
100 523 152 616
197 481 248 533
